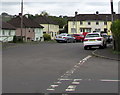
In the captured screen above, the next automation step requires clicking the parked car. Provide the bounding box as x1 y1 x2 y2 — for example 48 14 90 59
83 33 107 50
55 33 76 43
71 34 84 42
101 33 113 44
107 35 113 43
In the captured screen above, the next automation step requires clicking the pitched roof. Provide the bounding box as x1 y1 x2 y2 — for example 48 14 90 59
34 16 59 25
7 16 44 28
0 20 16 30
68 14 120 21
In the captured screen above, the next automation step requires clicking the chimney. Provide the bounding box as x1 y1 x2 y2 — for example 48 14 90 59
19 13 22 16
75 11 78 16
96 11 99 15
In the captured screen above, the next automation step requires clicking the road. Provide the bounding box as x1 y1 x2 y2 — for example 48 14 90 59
2 42 118 94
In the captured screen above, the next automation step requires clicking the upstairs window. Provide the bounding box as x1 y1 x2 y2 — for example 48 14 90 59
104 21 107 25
80 21 83 25
96 21 99 25
88 22 91 25
2 30 5 35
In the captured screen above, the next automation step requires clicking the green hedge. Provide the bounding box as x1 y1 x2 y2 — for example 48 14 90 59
43 34 51 41
111 20 120 51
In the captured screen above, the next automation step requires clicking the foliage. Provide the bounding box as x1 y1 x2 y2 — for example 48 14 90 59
111 20 120 51
40 11 49 16
49 16 68 28
13 36 24 43
43 34 51 41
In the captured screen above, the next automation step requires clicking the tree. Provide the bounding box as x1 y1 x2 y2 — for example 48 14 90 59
40 11 49 16
111 20 120 51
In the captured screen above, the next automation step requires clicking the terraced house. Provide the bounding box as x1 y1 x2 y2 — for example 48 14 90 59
0 20 16 42
8 15 44 42
34 16 59 40
68 12 120 35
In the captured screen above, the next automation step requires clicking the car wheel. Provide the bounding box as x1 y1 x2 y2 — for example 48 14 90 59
99 45 104 49
66 39 70 43
84 46 88 50
104 43 107 48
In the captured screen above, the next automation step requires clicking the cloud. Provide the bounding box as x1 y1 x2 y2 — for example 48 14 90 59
1 0 119 16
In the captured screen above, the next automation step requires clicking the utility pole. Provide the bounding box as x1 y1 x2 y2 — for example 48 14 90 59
110 0 114 22
75 11 78 34
20 0 23 41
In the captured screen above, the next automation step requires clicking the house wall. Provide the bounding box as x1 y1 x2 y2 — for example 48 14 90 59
68 21 112 35
0 29 15 42
34 28 44 41
41 24 59 39
15 28 35 41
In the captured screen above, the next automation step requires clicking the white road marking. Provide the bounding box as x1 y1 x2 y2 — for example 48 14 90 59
54 81 62 84
46 55 92 91
100 79 120 82
58 78 73 81
65 85 77 92
51 85 59 88
74 79 82 81
72 81 80 85
47 88 55 91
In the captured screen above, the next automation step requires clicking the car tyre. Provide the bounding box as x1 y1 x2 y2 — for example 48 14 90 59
84 46 88 50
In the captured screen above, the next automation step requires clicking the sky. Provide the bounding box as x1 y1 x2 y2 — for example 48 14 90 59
1 0 120 16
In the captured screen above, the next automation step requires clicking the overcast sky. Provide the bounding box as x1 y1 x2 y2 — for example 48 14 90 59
1 0 120 16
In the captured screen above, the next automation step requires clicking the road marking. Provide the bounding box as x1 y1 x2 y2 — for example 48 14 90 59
72 81 80 85
100 79 120 82
51 85 59 88
58 78 73 81
47 88 55 91
46 55 92 91
65 85 77 92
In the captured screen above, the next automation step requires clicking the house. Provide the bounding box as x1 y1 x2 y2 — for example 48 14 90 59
34 16 59 40
0 20 16 42
68 12 120 35
8 15 44 42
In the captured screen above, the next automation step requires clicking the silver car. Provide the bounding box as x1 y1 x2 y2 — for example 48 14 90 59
55 33 76 43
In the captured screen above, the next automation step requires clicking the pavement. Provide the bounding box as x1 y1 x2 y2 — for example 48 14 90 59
92 44 120 61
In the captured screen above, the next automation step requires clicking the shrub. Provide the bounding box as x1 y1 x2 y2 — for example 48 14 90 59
111 20 120 51
13 36 24 43
43 34 51 41
13 35 17 43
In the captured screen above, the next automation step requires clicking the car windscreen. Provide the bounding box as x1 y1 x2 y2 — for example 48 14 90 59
85 34 100 38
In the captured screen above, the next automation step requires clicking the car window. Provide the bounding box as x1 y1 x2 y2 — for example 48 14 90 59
86 34 100 38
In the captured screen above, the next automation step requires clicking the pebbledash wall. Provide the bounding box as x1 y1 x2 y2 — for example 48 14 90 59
68 21 112 35
15 28 44 41
41 24 59 40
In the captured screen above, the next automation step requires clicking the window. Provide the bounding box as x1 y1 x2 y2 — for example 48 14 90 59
80 21 83 25
104 21 107 25
96 22 99 25
9 31 11 35
73 21 75 25
52 32 54 37
88 22 91 25
33 29 34 32
86 34 100 38
71 28 76 33
80 28 91 33
2 30 5 35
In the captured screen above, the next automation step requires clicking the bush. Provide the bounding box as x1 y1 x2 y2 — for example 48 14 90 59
43 34 51 41
13 36 24 43
13 36 17 43
111 20 120 51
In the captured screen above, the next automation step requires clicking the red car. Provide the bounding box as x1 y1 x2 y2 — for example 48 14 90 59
72 34 84 42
